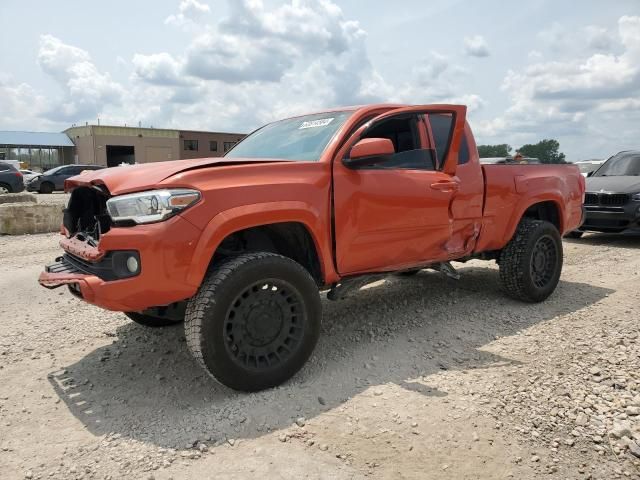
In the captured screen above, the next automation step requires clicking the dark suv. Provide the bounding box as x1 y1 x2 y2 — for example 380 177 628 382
574 150 640 235
27 165 105 193
0 162 25 194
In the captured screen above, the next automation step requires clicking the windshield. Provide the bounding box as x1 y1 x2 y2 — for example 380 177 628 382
225 111 353 161
594 152 640 177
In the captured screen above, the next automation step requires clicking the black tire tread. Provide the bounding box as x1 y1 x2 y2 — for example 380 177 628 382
184 252 320 390
40 182 54 194
499 218 562 302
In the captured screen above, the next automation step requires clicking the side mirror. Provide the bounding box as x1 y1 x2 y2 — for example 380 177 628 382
586 171 593 177
343 138 395 169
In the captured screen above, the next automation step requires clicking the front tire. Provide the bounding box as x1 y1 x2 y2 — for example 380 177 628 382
185 252 321 392
499 219 563 303
39 182 54 194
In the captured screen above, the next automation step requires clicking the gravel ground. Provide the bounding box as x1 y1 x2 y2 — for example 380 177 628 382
0 232 639 479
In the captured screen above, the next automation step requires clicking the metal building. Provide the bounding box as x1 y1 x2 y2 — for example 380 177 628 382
65 125 245 167
0 131 75 171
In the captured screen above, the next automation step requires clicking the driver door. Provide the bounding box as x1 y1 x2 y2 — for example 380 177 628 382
332 105 466 275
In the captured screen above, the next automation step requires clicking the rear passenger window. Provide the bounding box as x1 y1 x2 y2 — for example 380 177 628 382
428 113 469 167
459 136 470 165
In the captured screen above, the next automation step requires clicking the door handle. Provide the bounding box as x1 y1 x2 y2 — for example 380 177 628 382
431 181 459 192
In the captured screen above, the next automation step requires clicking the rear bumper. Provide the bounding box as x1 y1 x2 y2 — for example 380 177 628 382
38 215 203 311
578 202 640 233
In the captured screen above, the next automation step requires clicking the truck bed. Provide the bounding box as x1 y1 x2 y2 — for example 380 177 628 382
475 163 584 252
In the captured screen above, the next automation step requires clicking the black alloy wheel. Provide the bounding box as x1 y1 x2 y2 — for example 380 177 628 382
184 252 321 392
529 235 558 289
224 278 305 371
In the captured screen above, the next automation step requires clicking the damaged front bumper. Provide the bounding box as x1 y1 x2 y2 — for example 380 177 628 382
38 216 203 312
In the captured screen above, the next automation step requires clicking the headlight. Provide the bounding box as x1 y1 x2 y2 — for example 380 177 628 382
632 192 640 201
106 189 201 225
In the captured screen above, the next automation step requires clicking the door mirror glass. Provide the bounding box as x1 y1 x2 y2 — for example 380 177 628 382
343 138 395 169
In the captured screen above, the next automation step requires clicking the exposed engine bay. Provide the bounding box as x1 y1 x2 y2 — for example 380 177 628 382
62 186 112 244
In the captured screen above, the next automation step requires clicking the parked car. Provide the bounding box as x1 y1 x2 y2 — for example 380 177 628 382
19 169 40 183
0 162 25 194
39 104 584 392
27 164 105 193
570 150 640 237
574 159 605 178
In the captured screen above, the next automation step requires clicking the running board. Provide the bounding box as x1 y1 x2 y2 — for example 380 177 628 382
327 274 386 301
327 262 460 301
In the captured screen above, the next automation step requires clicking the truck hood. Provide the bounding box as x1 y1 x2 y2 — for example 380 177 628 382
66 157 291 195
586 175 640 194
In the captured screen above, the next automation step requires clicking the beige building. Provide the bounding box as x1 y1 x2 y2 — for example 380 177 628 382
65 125 245 167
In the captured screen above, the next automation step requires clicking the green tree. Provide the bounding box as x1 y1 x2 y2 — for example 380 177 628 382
518 139 566 164
477 144 512 158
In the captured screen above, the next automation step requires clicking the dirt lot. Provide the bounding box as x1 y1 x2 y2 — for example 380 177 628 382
0 232 639 479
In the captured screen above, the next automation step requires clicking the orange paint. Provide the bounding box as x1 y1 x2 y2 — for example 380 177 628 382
40 104 584 311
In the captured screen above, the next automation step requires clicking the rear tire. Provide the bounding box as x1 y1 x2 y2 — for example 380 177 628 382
125 312 183 327
39 182 54 194
499 219 563 303
185 252 321 392
0 183 11 194
566 231 583 239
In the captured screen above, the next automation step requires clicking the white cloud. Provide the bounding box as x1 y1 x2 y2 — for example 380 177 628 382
585 25 614 51
184 31 297 83
165 0 210 27
0 75 48 130
528 50 543 60
183 0 367 84
37 34 123 122
135 0 399 125
0 1 484 137
132 52 187 86
476 16 640 158
464 35 490 57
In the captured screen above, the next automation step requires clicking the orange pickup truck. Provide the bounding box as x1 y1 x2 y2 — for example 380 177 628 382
39 104 585 391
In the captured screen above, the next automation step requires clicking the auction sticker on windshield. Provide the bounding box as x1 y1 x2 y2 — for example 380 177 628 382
299 118 334 129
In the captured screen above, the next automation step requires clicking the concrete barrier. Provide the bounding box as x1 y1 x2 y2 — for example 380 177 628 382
0 203 63 235
0 193 37 205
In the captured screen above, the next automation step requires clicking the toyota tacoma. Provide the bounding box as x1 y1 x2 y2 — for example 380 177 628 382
39 104 585 391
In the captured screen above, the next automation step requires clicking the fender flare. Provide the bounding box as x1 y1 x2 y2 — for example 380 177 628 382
502 193 566 245
185 201 337 287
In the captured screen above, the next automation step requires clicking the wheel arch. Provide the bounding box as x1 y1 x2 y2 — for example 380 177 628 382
503 197 565 246
186 201 336 288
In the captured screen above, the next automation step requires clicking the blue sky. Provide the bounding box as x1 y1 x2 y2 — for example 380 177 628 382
1 0 639 160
